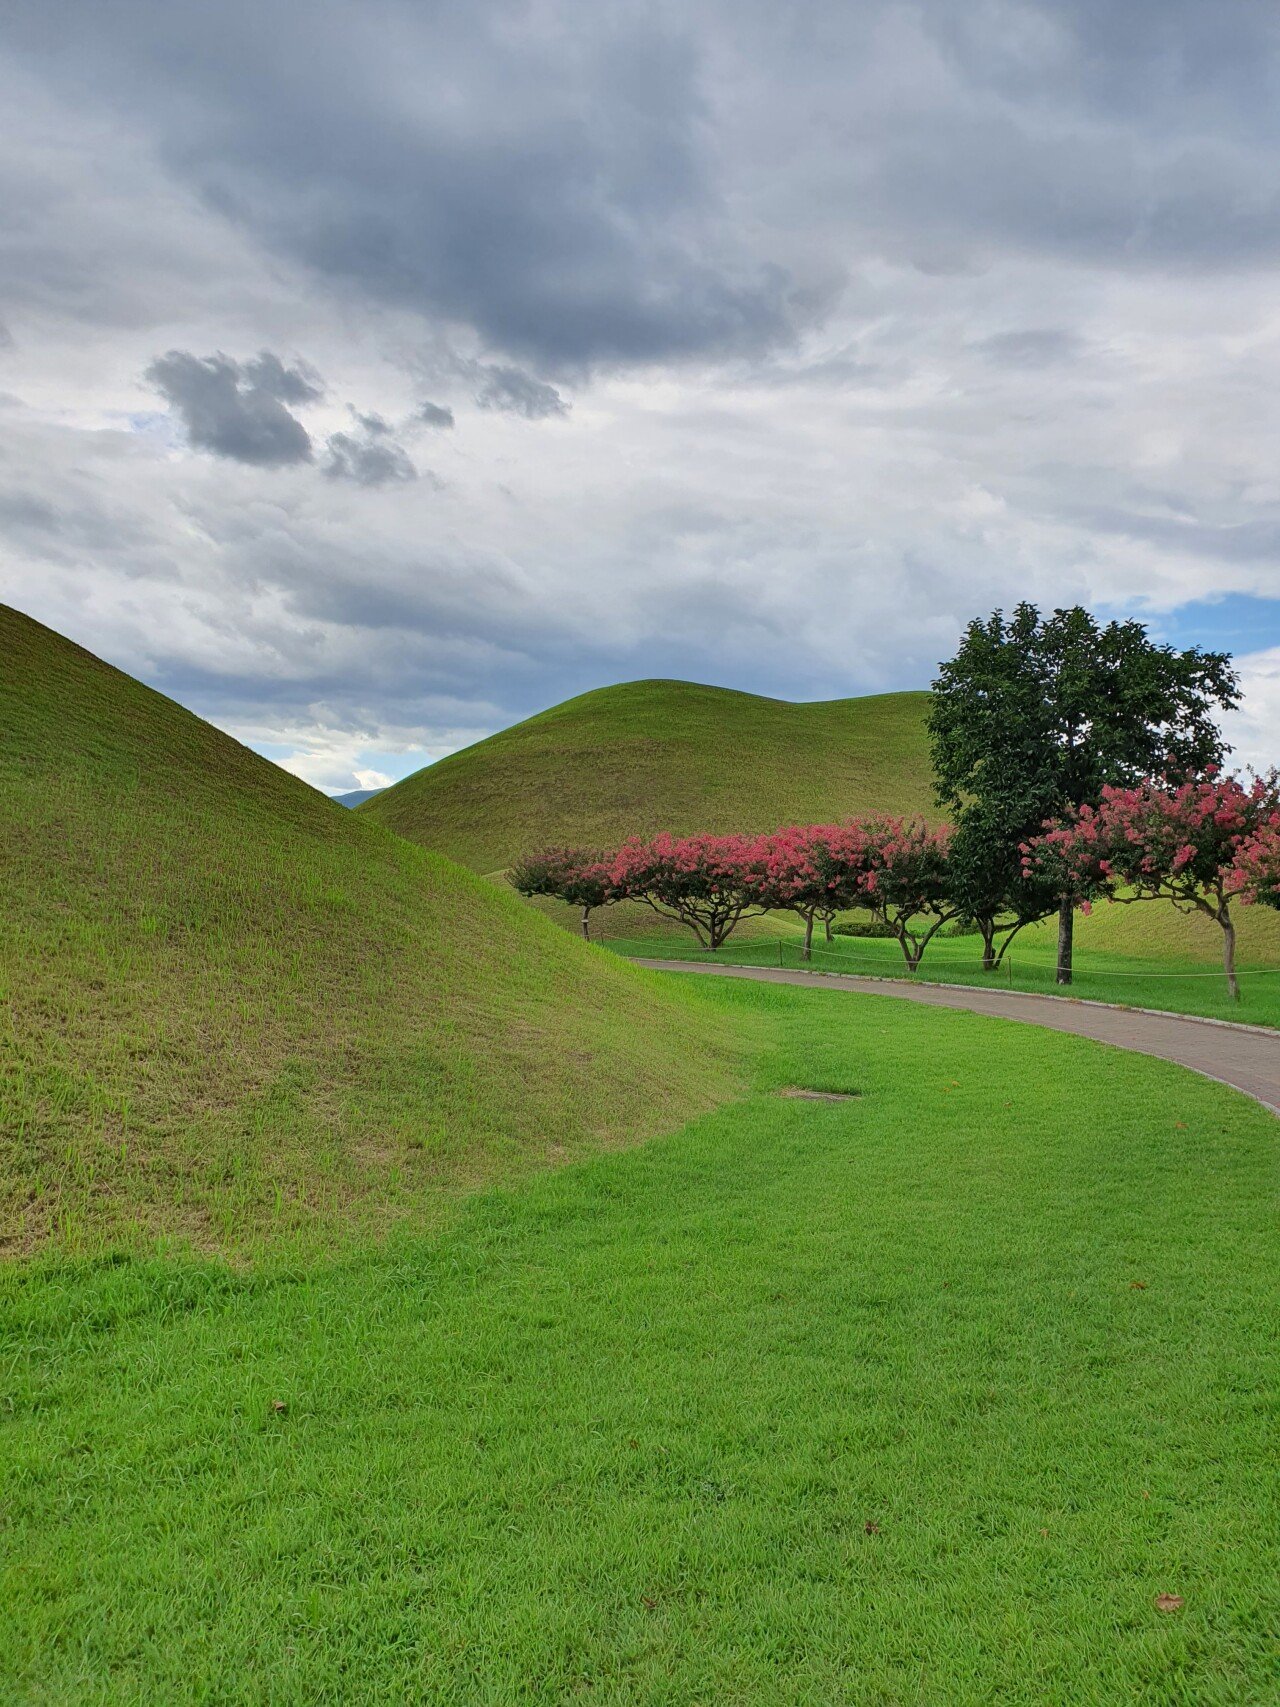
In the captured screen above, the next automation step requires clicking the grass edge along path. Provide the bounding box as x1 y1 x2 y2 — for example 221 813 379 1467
635 960 1280 1119
3 976 1279 1704
604 929 1280 1030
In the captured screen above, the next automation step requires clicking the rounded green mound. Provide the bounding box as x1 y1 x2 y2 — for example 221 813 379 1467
0 608 746 1254
361 677 936 872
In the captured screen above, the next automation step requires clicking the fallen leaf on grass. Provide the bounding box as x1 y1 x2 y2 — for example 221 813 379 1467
1154 1593 1184 1613
270 1399 288 1415
864 1521 880 1535
1130 1281 1147 1290
641 1597 657 1611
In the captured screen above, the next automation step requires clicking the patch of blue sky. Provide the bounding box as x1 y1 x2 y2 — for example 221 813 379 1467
1104 592 1280 659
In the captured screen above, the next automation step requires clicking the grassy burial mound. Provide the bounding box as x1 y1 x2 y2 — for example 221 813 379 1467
0 608 745 1253
361 678 936 874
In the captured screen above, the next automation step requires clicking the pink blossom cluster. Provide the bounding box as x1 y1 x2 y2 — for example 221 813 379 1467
1022 773 1280 914
1231 817 1280 909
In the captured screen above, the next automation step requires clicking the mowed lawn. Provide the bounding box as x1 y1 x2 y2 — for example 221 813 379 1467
605 929 1280 1030
4 978 1278 1704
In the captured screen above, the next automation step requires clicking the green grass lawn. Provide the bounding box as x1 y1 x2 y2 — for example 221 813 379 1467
605 922 1280 1029
362 679 934 872
5 976 1277 1704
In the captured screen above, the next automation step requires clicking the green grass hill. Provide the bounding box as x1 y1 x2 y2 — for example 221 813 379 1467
0 608 744 1254
361 679 936 873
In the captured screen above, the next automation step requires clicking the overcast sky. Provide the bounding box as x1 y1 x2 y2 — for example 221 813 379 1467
3 0 1280 791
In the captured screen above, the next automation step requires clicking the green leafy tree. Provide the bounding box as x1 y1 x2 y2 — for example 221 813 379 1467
929 605 1238 984
946 800 1059 972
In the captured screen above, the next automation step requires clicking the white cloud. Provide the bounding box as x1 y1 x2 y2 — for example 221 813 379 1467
1221 649 1280 777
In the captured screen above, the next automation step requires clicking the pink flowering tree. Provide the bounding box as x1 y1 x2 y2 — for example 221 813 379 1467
737 824 875 959
607 832 765 950
853 817 957 972
1024 773 1280 999
1230 813 1280 910
509 847 620 941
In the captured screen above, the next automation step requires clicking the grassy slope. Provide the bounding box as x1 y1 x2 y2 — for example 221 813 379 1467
0 607 745 1254
5 976 1277 1703
362 678 936 872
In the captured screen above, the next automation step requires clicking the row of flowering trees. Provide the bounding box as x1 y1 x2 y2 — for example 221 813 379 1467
511 819 955 968
512 773 1280 996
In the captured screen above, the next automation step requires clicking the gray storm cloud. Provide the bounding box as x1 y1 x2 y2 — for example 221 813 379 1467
324 413 418 487
146 349 319 466
473 366 569 421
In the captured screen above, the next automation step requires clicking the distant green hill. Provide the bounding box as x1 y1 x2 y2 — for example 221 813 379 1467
0 609 744 1253
362 679 936 872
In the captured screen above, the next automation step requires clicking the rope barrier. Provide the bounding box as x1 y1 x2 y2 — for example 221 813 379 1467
614 932 1280 982
795 940 1280 979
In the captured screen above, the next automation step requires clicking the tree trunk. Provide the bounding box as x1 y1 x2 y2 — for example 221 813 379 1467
1056 896 1074 986
581 905 591 941
979 918 996 972
803 910 815 960
1221 908 1239 1002
824 916 833 942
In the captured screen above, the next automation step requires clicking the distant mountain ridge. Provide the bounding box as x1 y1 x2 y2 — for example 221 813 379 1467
333 787 382 808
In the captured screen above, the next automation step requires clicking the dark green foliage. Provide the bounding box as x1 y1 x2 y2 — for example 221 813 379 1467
831 917 895 939
929 604 1239 819
929 605 1239 977
946 801 1060 967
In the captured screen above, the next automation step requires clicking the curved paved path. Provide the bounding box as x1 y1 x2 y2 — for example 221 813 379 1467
637 960 1280 1117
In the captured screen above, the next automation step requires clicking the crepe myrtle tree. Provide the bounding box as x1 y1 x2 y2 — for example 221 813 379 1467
850 817 957 973
1231 813 1280 910
608 832 766 951
930 604 1239 985
508 847 618 940
737 824 873 959
1024 773 1280 1000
